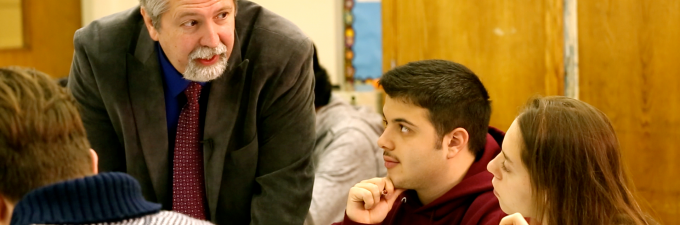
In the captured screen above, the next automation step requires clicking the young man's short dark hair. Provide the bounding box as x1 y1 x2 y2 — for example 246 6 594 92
379 59 491 158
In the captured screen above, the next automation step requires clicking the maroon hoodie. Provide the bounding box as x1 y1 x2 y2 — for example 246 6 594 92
334 127 506 225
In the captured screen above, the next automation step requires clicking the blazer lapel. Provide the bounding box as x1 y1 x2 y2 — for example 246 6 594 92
127 24 170 207
125 24 249 215
202 31 248 217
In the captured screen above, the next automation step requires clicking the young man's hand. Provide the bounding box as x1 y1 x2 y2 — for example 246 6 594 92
346 177 406 223
499 213 529 225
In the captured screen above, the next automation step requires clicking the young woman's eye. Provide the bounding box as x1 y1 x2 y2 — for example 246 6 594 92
501 160 510 172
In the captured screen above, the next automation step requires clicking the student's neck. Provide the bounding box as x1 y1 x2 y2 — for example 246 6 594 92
415 150 475 205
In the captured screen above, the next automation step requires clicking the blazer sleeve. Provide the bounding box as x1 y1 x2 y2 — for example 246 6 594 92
249 40 316 224
68 27 126 172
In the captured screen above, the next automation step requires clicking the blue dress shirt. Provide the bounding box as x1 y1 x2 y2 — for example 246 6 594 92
157 43 210 151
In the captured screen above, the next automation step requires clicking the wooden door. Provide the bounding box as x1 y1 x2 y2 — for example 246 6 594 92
579 0 680 223
383 0 564 131
0 0 81 78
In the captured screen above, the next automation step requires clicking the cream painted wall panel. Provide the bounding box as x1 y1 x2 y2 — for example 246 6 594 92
81 0 138 26
250 0 342 85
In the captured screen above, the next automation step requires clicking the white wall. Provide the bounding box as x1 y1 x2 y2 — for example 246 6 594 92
249 0 342 86
81 0 343 86
81 0 139 26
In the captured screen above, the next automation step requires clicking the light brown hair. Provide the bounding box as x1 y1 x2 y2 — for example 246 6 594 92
518 96 654 225
0 67 92 202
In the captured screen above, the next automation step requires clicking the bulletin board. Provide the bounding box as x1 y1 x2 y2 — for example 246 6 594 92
344 0 382 91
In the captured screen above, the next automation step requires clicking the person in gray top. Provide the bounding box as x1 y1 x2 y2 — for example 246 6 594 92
306 46 386 225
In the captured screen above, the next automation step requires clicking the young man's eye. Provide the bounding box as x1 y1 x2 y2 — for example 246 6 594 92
217 12 228 19
400 125 409 133
382 119 388 128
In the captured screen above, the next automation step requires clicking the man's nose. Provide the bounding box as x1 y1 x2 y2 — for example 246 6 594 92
377 129 394 151
200 22 221 48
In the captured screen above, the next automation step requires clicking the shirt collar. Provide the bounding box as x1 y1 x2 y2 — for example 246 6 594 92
10 172 161 225
157 43 205 97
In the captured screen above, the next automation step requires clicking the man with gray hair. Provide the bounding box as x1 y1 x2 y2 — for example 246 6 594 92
68 0 315 224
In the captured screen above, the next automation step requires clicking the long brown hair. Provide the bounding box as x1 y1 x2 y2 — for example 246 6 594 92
517 96 653 225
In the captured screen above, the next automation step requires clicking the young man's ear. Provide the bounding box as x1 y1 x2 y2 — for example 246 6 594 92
443 127 469 159
90 149 99 174
0 195 15 225
140 7 160 41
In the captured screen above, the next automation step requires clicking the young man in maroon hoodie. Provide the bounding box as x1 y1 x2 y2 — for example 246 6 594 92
334 60 506 225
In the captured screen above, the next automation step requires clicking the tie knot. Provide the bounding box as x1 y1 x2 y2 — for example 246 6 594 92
184 82 202 103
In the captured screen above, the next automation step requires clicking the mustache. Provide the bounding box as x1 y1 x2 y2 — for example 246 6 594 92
383 150 398 161
189 43 228 60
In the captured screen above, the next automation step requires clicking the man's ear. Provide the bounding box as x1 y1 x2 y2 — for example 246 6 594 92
140 7 160 41
90 149 99 174
0 194 14 225
444 127 469 159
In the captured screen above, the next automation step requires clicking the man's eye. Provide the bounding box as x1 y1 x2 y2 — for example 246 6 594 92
400 126 409 133
182 20 197 27
217 12 228 19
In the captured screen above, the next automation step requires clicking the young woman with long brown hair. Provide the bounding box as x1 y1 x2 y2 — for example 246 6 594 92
487 96 655 225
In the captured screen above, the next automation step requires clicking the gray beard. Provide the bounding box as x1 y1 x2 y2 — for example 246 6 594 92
183 54 228 82
182 43 228 82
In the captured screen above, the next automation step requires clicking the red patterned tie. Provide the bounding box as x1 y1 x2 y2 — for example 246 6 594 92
172 82 207 220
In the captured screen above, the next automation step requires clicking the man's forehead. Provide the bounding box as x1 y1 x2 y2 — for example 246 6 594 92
169 0 234 11
383 97 429 122
171 0 234 5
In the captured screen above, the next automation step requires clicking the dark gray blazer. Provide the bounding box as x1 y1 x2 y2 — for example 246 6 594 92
68 1 315 224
